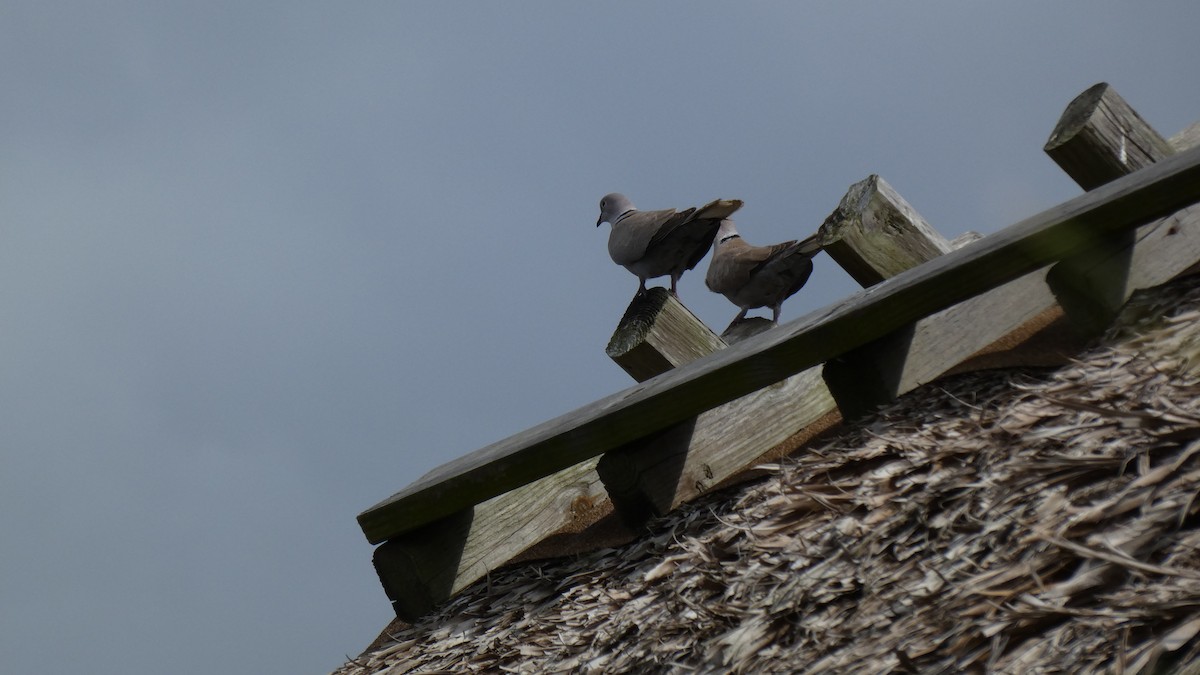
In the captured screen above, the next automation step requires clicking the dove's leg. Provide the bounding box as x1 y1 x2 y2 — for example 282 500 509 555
771 305 782 323
668 274 680 296
733 308 748 324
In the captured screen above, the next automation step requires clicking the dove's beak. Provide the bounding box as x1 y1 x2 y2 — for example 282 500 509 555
596 216 603 227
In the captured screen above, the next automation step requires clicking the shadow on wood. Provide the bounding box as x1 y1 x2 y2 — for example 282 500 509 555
602 291 724 527
1048 231 1136 338
823 324 916 422
720 317 775 344
1045 83 1195 338
372 508 473 622
818 176 957 419
597 418 697 527
601 292 838 529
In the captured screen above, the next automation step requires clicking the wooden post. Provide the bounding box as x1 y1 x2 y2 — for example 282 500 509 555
370 453 614 621
1045 82 1175 191
819 176 974 420
606 288 727 380
599 289 839 526
597 368 839 525
1045 83 1188 336
600 291 727 524
818 175 957 287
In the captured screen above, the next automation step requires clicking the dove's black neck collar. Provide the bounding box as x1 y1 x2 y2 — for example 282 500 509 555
613 209 636 224
719 234 741 244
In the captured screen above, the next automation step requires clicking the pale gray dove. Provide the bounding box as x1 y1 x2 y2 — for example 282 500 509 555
705 220 822 324
597 193 743 296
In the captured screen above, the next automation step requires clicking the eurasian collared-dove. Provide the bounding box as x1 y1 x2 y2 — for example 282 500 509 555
705 220 821 324
597 193 743 296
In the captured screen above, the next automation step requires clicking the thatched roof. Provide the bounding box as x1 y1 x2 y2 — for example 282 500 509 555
336 274 1200 674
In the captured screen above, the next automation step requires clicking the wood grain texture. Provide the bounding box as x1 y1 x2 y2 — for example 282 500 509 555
1170 121 1200 153
358 144 1200 545
372 458 609 620
600 284 836 529
819 177 960 418
598 366 835 523
818 174 953 287
1045 82 1175 190
606 288 726 381
1048 88 1199 334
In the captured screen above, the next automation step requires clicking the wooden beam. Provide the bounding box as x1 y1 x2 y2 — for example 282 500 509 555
599 291 730 524
819 177 965 419
817 174 955 287
1047 86 1191 335
358 144 1200 545
1170 121 1200 153
605 288 727 381
371 458 611 621
598 293 837 525
597 366 838 524
1044 82 1175 191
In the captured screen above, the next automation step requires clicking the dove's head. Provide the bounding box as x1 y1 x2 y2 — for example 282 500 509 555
714 220 741 246
596 193 635 227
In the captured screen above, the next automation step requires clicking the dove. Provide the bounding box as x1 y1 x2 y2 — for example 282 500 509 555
705 220 822 324
597 193 743 296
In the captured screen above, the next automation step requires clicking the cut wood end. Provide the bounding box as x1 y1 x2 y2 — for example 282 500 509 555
1045 82 1111 151
605 288 674 358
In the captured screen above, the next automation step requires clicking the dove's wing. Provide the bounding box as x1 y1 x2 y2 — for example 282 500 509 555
607 208 681 266
708 234 821 309
706 237 776 295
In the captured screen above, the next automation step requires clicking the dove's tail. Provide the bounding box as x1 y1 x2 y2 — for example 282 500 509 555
694 198 744 221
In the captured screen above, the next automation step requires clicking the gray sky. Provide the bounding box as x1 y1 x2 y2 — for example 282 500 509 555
1 3 1197 673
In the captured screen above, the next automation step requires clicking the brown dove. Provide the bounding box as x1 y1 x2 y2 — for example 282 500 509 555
597 193 743 296
705 220 821 324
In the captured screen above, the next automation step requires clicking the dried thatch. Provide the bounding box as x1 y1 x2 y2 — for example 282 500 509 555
336 275 1200 675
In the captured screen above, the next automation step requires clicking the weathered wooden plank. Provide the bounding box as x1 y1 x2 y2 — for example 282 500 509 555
598 366 837 524
1170 121 1200 153
372 457 609 620
817 174 955 287
819 176 967 419
600 289 838 525
1047 89 1193 334
358 144 1200 545
599 291 837 524
599 291 731 523
824 269 1065 421
1045 82 1175 191
606 288 727 381
824 202 1200 422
